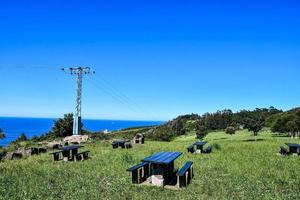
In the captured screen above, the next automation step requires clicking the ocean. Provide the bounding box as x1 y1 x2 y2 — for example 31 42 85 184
0 117 164 147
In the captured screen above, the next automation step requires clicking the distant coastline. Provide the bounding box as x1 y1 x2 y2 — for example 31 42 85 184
0 117 164 147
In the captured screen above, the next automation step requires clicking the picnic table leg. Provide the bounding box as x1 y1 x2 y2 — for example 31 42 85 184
72 149 78 155
62 150 70 161
53 153 59 161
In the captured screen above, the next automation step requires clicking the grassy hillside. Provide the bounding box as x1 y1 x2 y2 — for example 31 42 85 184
1 130 300 200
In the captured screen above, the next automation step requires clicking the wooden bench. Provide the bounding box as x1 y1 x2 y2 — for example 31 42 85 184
127 162 150 184
50 150 63 161
72 151 91 161
280 146 289 155
112 142 119 149
38 148 47 154
203 145 212 154
125 143 132 149
187 145 195 153
120 142 126 149
176 161 194 188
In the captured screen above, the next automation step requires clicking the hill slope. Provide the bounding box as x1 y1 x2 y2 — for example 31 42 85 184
1 130 300 200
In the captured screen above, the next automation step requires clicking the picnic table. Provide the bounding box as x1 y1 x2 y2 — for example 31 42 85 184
285 143 300 154
194 141 207 152
50 145 90 161
187 141 212 154
112 140 132 149
127 151 194 188
61 145 83 161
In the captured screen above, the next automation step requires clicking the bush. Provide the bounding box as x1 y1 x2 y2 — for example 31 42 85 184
17 133 28 142
196 125 208 139
225 126 236 135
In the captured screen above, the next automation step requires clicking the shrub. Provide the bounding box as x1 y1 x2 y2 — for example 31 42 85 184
225 126 236 135
196 125 208 139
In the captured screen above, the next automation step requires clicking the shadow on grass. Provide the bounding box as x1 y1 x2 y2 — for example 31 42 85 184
242 139 265 142
271 134 289 138
212 137 228 141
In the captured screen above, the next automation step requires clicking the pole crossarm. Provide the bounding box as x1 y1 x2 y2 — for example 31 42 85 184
62 67 95 135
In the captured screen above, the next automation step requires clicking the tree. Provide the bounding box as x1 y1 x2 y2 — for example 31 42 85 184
271 109 300 138
246 117 264 140
196 125 208 139
0 128 5 140
225 126 236 135
17 133 28 142
50 113 79 138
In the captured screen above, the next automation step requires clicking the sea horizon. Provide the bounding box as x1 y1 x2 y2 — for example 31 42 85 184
0 116 165 147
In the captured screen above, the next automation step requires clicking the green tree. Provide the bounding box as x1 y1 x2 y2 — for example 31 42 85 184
246 117 264 140
50 113 79 138
196 125 208 139
225 126 236 135
16 133 28 142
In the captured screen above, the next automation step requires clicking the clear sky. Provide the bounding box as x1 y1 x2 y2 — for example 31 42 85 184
0 0 299 121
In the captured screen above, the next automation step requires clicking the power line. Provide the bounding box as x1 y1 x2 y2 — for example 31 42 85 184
85 77 142 114
86 74 156 118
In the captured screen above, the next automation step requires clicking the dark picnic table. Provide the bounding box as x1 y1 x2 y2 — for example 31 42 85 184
142 151 182 185
194 141 207 152
285 143 300 154
50 145 84 161
127 151 194 188
61 145 83 161
112 139 131 149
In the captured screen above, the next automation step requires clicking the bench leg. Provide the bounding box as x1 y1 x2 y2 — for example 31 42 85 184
176 176 180 188
83 152 89 160
53 154 60 161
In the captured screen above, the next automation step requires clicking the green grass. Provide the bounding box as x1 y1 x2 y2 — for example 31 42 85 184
1 130 300 200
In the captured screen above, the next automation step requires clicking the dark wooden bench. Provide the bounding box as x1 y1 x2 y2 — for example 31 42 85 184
187 145 195 153
127 162 150 184
203 145 212 154
112 142 119 149
38 148 47 154
176 161 194 188
125 143 132 149
120 142 126 149
72 151 91 161
280 146 289 155
50 150 63 161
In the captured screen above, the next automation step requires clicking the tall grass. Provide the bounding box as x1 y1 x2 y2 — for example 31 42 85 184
1 130 300 200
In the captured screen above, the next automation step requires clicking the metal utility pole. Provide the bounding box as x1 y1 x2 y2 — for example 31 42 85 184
62 67 95 135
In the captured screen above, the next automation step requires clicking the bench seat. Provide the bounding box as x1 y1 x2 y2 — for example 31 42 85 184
280 146 289 155
50 150 63 161
127 162 150 184
177 161 193 176
127 162 148 172
177 161 194 188
112 142 119 149
125 143 132 149
187 145 194 153
73 151 91 161
203 145 212 154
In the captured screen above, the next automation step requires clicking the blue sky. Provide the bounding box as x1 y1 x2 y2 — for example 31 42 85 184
0 0 299 120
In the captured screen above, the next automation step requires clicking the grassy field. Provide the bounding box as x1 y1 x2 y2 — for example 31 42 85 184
1 130 300 200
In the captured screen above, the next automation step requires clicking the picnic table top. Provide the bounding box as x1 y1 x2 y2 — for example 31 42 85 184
194 141 207 146
113 140 130 144
61 145 84 151
285 143 300 148
142 151 182 165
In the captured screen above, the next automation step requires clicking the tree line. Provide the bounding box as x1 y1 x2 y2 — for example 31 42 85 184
147 107 286 141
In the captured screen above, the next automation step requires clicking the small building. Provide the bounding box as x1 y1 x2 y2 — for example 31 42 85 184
133 133 144 144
